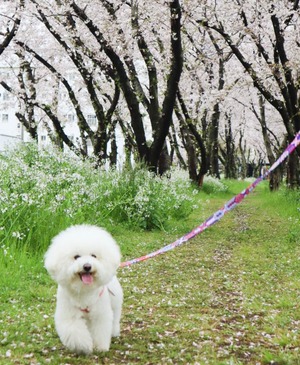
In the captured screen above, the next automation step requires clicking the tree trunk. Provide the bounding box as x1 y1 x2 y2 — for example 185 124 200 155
179 124 198 182
158 143 171 176
287 152 300 189
176 91 208 186
258 96 282 190
223 116 237 179
109 127 117 167
149 0 183 172
169 124 187 169
238 132 247 179
208 103 220 178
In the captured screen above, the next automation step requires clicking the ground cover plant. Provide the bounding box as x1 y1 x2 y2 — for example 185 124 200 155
1 145 300 364
0 143 197 251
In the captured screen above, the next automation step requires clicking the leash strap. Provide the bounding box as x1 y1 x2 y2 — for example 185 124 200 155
120 132 300 268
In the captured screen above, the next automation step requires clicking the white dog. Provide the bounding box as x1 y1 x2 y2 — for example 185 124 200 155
44 224 123 354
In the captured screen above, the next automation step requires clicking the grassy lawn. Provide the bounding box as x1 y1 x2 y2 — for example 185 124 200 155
1 181 300 364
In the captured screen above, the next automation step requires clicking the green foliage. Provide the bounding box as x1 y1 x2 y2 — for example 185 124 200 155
98 166 198 230
201 175 229 194
0 143 200 255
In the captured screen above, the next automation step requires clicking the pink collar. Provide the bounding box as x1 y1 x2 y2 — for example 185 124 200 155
80 286 106 313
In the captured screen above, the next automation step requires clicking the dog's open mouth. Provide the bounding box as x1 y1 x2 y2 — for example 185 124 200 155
79 272 94 285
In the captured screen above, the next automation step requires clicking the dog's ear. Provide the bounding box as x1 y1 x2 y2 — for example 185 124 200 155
44 228 73 282
44 241 67 282
96 242 122 284
105 248 121 273
44 245 58 280
99 260 121 284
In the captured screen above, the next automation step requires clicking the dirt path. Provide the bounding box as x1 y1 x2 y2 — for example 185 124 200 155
116 190 300 364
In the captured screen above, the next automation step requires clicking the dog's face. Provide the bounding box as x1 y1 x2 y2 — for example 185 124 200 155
44 225 121 290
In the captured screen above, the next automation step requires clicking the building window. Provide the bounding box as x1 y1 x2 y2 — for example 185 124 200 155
67 73 75 81
67 114 75 123
3 92 9 101
41 135 46 141
0 71 9 78
87 114 97 126
1 114 8 123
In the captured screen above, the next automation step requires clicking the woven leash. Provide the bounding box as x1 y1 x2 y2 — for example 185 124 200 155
120 132 300 268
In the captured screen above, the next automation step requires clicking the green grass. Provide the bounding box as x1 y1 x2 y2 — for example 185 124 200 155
1 147 300 364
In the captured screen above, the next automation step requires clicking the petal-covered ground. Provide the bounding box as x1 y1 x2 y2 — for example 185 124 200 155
1 186 300 365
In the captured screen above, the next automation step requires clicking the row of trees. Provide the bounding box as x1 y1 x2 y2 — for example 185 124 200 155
0 0 299 187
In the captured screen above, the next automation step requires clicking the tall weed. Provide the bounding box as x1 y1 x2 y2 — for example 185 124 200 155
0 144 199 254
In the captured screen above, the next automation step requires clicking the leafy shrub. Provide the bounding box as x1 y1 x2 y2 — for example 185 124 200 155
98 167 197 230
201 175 228 194
0 143 198 252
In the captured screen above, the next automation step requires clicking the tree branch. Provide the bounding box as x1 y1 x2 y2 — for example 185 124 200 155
0 0 24 56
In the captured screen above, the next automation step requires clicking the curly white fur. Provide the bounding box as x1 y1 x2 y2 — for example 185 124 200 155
44 224 123 354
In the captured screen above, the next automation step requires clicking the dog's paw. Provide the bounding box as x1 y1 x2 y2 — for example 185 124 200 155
111 328 120 337
62 334 93 354
74 343 93 355
95 345 110 352
111 318 121 337
94 336 111 352
68 343 93 355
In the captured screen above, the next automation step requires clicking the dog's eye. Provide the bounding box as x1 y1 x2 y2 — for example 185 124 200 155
91 254 97 258
74 255 81 260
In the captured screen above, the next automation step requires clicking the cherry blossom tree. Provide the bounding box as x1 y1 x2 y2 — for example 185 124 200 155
8 0 182 171
68 0 183 172
1 0 299 187
197 0 300 186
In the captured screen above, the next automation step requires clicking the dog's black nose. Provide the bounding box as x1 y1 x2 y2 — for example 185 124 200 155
83 263 92 272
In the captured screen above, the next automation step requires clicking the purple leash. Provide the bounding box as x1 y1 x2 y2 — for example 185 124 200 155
120 132 300 268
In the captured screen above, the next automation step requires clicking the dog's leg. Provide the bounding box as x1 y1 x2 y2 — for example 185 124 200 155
110 278 123 337
111 300 122 337
55 314 93 354
89 308 113 352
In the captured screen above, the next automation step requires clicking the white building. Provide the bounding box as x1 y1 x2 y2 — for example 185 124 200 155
0 83 31 151
0 75 127 167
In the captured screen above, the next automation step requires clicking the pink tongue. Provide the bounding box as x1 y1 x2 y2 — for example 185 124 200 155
81 273 93 285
